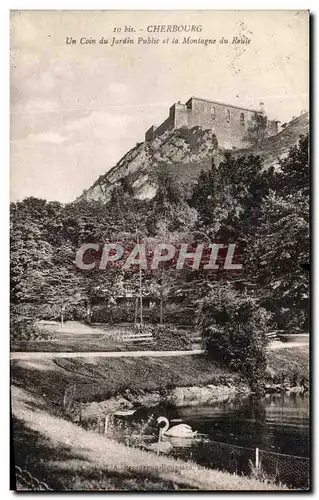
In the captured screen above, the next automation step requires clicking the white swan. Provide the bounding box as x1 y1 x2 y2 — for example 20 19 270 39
157 416 198 438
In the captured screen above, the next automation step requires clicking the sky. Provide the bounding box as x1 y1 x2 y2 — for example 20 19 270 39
10 10 309 203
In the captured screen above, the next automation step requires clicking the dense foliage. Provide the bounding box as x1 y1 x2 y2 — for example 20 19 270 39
198 283 271 389
244 111 268 149
151 324 192 351
10 134 309 369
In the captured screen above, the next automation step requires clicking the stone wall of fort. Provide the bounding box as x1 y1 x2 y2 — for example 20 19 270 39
145 97 279 149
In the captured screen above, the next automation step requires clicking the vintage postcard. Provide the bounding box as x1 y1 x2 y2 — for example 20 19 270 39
10 10 310 491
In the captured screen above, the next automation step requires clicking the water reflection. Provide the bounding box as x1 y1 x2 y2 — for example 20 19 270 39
159 393 309 457
130 393 309 455
127 393 310 488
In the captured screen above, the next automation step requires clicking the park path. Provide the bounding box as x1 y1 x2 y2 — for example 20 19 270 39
10 341 307 360
10 349 205 360
268 341 307 350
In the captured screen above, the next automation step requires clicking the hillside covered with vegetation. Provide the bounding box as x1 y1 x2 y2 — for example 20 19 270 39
11 120 309 388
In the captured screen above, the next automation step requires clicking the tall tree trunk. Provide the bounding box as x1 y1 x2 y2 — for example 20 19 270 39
86 301 92 324
61 304 64 328
136 229 143 325
139 265 143 325
160 295 163 324
134 297 138 324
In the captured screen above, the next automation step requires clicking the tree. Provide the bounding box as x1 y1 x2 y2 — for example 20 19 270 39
151 162 187 207
244 111 268 150
191 153 268 241
197 282 270 391
44 244 88 326
252 135 309 331
10 200 89 327
147 163 196 235
190 159 219 230
274 134 309 198
10 218 53 303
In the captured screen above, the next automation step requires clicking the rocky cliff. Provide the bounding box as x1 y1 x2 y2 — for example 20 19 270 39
77 126 221 203
77 112 309 203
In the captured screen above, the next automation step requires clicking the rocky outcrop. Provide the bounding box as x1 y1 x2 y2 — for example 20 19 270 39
166 383 249 407
76 112 308 205
264 383 307 394
80 382 250 421
77 126 221 203
78 377 307 424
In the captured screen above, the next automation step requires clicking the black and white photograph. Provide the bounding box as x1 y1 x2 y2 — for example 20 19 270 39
10 10 310 491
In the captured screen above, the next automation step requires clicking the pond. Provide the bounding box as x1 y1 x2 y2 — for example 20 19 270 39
131 392 310 488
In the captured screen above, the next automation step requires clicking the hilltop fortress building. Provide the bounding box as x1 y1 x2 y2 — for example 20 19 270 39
145 97 279 148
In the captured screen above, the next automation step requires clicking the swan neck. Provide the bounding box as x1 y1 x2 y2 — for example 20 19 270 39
162 417 169 432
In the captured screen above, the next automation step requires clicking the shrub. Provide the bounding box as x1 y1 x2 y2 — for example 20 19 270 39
10 315 54 342
11 302 62 322
266 348 309 387
131 323 192 351
91 303 135 323
152 324 192 351
197 283 270 390
164 306 196 326
68 305 88 322
137 307 160 324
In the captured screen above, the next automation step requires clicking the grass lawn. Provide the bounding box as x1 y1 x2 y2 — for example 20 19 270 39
11 338 127 352
11 354 244 408
11 345 309 410
267 346 309 385
11 321 194 352
12 322 137 352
